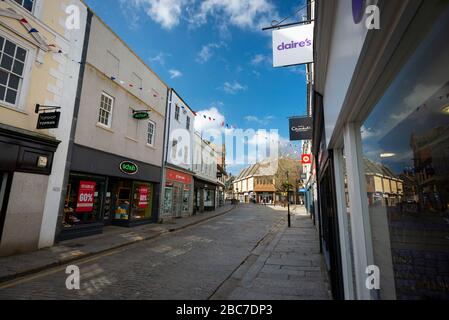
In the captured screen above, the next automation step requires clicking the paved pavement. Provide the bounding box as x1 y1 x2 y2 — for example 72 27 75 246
0 205 235 283
0 205 331 300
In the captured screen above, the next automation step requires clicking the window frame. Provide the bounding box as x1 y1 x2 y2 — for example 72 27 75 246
186 116 191 130
147 120 156 147
97 92 115 128
0 32 33 110
174 104 180 122
11 0 35 14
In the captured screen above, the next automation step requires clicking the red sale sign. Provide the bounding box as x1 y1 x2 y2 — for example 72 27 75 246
301 154 312 164
76 181 96 212
138 186 149 209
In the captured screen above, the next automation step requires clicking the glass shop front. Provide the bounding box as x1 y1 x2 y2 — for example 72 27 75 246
59 145 161 241
359 7 449 299
61 173 156 238
163 168 193 218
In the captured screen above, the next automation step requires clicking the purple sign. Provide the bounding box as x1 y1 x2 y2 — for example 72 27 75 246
352 0 366 24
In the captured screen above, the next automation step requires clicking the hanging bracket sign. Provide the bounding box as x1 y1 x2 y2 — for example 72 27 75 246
132 110 150 120
272 23 314 68
35 104 61 129
289 117 313 141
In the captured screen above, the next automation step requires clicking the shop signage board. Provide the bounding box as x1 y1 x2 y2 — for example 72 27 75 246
76 181 96 212
120 161 139 175
37 112 61 129
289 117 313 141
166 169 192 184
138 186 149 209
302 154 312 164
272 23 314 68
132 111 150 120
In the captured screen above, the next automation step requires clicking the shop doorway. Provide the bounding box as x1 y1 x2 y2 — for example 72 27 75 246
318 154 345 300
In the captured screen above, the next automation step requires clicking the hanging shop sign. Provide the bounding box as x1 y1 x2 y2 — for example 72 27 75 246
35 104 61 129
137 186 149 209
120 161 139 175
132 110 150 120
289 117 313 141
301 154 312 164
272 23 314 68
76 181 96 212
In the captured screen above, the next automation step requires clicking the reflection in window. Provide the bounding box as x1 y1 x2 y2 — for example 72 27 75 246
361 8 449 300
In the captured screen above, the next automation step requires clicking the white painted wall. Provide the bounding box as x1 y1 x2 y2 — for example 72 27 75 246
165 90 195 171
38 0 87 249
322 0 369 148
193 132 217 183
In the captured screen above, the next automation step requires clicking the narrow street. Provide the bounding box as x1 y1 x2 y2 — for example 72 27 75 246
0 205 330 300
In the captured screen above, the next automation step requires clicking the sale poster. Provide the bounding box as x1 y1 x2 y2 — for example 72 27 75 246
138 186 149 209
76 181 96 212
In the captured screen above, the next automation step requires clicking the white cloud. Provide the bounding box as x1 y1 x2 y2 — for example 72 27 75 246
220 81 247 95
169 69 183 79
251 54 269 66
197 42 226 63
245 115 275 125
194 107 226 133
190 0 277 31
124 0 278 32
148 52 171 66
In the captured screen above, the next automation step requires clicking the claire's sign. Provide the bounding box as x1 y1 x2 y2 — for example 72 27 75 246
273 23 314 68
120 161 139 175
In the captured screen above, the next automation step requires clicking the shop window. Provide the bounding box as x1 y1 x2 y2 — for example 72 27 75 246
113 180 153 221
0 36 27 106
63 175 106 229
132 182 153 220
13 0 34 12
175 104 180 121
147 120 155 146
360 8 449 300
98 92 114 127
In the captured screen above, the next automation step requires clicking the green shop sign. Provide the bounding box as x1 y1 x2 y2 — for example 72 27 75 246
120 161 139 175
132 110 150 120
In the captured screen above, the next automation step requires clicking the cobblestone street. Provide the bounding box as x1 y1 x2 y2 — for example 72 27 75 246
0 205 330 300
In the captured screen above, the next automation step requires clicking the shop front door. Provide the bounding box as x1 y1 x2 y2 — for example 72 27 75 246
318 154 345 300
172 184 182 218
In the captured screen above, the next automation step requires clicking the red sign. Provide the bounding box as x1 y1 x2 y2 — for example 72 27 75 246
166 169 192 184
301 154 312 164
138 186 149 209
76 181 96 212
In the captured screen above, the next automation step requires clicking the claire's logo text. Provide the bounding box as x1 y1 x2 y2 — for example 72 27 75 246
277 39 312 51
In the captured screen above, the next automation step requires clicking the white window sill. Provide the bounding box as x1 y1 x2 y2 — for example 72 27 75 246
96 123 114 133
125 136 139 143
0 103 28 115
146 143 156 150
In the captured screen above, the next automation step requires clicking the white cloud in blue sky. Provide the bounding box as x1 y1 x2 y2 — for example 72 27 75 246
123 0 278 31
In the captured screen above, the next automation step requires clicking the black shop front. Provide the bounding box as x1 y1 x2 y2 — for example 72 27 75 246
58 144 162 241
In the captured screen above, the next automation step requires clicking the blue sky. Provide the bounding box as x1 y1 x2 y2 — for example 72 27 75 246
84 0 308 174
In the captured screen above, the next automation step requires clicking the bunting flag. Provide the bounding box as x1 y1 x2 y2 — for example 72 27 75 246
28 28 39 34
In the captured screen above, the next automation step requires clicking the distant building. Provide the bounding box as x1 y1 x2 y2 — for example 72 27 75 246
161 89 195 220
193 133 218 213
58 11 168 240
